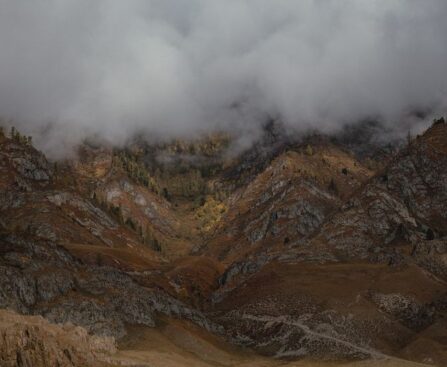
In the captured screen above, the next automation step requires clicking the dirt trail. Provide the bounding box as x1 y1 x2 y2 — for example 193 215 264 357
107 320 431 367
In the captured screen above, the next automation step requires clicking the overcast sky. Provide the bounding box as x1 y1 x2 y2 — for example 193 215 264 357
0 1 446 156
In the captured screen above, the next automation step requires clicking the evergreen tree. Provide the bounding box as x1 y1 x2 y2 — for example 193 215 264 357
433 117 445 126
406 130 413 145
328 178 338 194
426 228 435 241
162 187 170 201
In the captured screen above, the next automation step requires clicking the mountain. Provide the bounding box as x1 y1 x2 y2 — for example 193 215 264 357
0 120 446 366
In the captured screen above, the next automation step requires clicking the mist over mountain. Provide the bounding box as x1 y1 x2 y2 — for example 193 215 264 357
1 1 447 156
2 3 447 365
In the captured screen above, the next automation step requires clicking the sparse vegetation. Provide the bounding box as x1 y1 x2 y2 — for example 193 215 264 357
142 225 162 252
328 178 338 194
125 217 137 231
8 126 33 146
113 151 159 193
305 144 314 156
1 114 447 365
162 187 170 201
194 195 227 234
426 228 435 241
432 117 445 126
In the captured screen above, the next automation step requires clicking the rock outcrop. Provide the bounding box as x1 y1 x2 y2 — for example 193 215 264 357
0 309 115 367
1 121 447 366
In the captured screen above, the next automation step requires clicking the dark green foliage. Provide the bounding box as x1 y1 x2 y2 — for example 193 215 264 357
426 228 435 241
328 178 338 194
200 163 223 178
162 187 170 201
151 238 161 252
125 217 136 231
95 253 103 266
341 168 348 175
433 117 445 126
9 126 33 146
113 151 159 193
110 205 124 224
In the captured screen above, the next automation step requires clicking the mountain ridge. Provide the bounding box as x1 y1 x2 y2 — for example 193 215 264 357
0 119 446 366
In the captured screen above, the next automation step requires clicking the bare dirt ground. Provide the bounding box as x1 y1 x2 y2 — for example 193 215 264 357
109 318 431 367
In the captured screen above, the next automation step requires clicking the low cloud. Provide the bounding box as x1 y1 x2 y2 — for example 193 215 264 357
0 1 446 156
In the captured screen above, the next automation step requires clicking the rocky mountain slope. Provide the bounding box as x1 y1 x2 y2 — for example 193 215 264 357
0 309 115 367
0 120 446 366
207 121 447 365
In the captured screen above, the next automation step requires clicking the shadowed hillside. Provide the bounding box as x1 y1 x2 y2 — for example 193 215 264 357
1 120 446 366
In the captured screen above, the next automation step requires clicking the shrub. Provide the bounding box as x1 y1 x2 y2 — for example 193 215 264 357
125 217 137 231
305 144 313 156
426 228 435 241
328 178 338 194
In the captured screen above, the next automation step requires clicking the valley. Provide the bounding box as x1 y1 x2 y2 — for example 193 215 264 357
0 120 446 366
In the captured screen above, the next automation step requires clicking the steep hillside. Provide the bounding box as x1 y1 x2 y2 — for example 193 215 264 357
203 142 373 264
0 309 115 367
0 120 446 366
0 130 220 341
0 133 163 270
0 310 432 367
207 121 447 365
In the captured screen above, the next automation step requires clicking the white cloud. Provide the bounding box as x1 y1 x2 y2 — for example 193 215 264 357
0 1 446 156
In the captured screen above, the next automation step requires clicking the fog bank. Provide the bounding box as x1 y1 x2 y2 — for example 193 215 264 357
0 1 446 156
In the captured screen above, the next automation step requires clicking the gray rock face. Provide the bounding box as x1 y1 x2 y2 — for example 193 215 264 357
1 142 53 184
369 292 434 331
0 191 25 210
0 309 116 367
0 234 219 340
218 255 269 287
47 192 117 230
305 130 447 262
36 270 75 302
0 267 36 313
209 125 447 361
412 239 447 280
1 123 446 364
241 180 338 247
218 310 400 360
12 157 50 181
41 299 129 338
32 223 59 241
